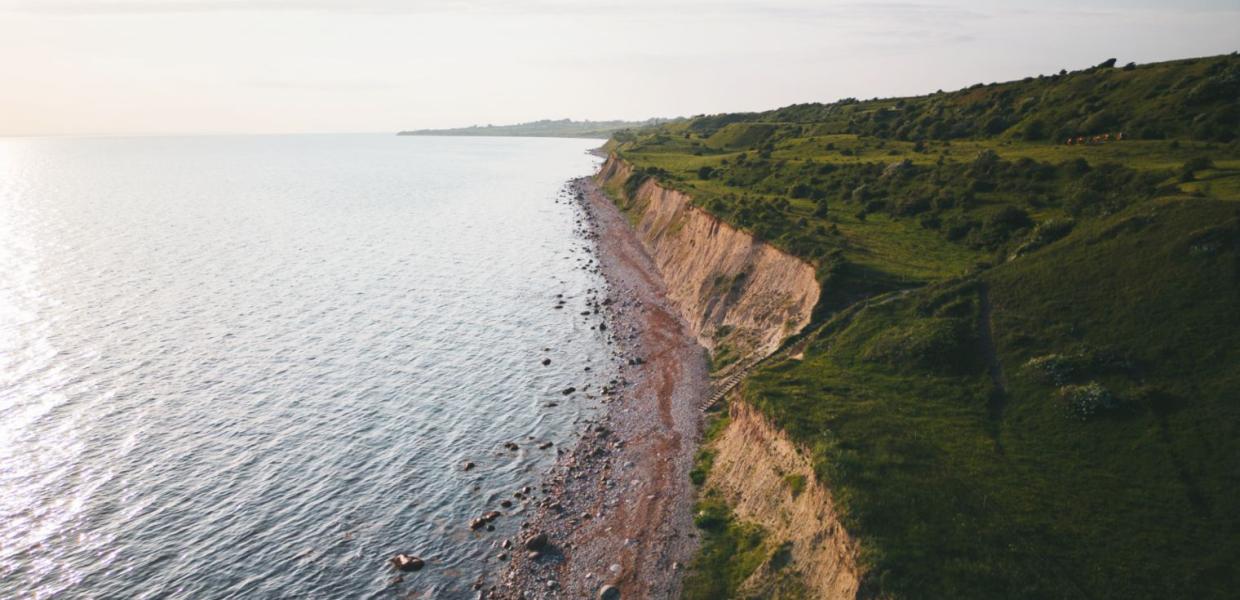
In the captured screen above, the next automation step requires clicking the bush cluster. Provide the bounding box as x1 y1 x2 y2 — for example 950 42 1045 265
1058 381 1119 420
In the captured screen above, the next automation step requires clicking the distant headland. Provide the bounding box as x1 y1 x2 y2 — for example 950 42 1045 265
397 118 675 139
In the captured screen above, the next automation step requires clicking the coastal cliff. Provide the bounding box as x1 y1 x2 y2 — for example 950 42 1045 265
596 154 864 598
590 55 1240 599
595 155 819 366
708 401 863 599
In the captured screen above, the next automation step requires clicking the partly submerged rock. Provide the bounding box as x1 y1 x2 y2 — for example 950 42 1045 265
389 553 424 572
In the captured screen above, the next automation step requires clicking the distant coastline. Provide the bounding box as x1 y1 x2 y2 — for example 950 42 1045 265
397 118 674 139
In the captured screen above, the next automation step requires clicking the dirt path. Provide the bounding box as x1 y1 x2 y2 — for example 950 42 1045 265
492 177 707 599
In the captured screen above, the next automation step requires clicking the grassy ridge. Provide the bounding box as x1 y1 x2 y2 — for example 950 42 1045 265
605 54 1240 599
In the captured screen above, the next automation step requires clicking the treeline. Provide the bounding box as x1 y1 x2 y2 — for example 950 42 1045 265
687 54 1240 143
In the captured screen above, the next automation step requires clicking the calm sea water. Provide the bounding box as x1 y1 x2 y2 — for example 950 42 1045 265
0 134 610 598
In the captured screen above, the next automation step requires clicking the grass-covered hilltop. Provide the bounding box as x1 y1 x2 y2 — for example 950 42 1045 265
602 54 1239 599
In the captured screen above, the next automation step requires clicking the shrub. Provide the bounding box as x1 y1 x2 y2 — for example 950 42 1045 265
1179 156 1215 181
1060 157 1091 176
851 184 870 202
1082 110 1118 133
1059 381 1119 420
971 149 1000 174
694 498 730 530
788 183 814 199
1013 218 1075 256
1065 188 1105 216
894 195 931 216
1023 119 1048 141
784 474 807 497
691 449 717 486
1025 353 1080 385
984 115 1009 135
985 206 1032 231
943 216 976 241
976 206 1033 247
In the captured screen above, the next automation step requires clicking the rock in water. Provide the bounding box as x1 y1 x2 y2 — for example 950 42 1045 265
389 554 424 572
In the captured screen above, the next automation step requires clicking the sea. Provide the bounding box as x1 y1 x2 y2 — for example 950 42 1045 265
0 134 612 598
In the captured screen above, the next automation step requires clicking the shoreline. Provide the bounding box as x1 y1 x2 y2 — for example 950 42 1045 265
491 174 708 598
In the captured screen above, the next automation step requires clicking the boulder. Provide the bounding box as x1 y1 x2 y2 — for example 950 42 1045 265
523 532 549 551
389 554 424 572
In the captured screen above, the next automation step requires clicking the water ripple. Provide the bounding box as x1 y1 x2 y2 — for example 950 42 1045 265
0 134 607 598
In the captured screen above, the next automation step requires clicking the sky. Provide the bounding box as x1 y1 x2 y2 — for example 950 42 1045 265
0 0 1236 136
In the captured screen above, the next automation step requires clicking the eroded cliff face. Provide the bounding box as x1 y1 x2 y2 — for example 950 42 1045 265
596 155 819 364
710 401 864 599
596 154 863 597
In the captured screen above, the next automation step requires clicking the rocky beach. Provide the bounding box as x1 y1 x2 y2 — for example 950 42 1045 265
481 174 709 599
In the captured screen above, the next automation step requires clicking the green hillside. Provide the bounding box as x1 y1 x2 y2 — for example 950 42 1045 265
397 117 673 139
604 54 1240 599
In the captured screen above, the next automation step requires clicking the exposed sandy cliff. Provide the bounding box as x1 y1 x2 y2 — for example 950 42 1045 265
596 155 864 598
709 400 864 599
596 155 819 365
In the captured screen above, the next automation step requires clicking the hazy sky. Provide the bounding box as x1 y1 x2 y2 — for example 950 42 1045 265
1 0 1236 136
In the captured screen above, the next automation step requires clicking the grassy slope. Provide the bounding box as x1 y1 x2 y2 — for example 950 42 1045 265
608 55 1239 599
747 198 1238 598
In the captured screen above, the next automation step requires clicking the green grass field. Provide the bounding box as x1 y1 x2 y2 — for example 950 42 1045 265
605 54 1239 599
